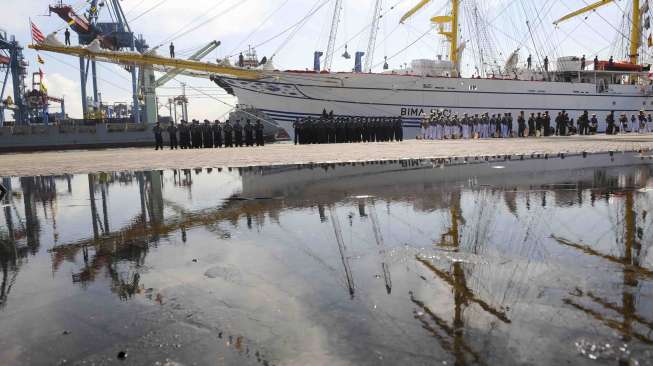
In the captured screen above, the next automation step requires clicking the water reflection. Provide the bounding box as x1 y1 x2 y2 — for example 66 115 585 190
0 153 652 365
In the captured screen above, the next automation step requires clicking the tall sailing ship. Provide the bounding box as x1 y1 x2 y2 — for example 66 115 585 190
32 0 653 138
211 0 653 137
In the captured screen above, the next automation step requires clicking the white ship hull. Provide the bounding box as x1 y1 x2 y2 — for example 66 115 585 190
216 72 653 139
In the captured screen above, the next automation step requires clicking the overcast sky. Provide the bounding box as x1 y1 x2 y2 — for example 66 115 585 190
1 0 644 121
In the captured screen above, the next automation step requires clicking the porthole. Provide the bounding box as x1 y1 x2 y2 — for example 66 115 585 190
612 101 616 105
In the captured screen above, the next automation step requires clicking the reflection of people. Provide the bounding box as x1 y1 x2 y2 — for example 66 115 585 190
64 28 71 46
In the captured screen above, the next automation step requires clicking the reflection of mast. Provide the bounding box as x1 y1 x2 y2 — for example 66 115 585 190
556 192 652 345
328 205 355 298
412 191 509 365
88 174 100 239
369 201 392 294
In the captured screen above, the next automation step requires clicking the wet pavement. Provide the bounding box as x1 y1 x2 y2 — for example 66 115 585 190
1 152 652 365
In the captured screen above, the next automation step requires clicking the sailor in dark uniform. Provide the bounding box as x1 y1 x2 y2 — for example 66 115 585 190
203 119 214 148
153 122 164 150
255 119 265 146
167 122 178 149
244 119 254 146
191 120 202 148
213 120 223 148
528 113 535 136
224 120 233 147
517 111 526 137
234 120 244 147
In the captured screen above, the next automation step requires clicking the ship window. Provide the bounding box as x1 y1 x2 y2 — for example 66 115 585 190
469 85 477 91
612 101 616 105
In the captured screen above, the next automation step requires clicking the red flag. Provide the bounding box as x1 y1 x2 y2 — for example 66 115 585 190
31 21 45 44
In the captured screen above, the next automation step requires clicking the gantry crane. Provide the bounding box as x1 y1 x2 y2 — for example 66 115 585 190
50 0 148 122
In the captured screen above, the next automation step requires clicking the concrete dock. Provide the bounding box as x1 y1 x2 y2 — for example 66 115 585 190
1 135 653 176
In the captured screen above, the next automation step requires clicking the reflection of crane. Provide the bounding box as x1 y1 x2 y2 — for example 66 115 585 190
555 191 653 345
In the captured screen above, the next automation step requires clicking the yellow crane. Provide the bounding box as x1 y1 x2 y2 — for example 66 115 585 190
553 0 641 64
400 0 460 75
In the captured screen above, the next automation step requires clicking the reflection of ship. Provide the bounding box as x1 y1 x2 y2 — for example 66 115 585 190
2 156 653 363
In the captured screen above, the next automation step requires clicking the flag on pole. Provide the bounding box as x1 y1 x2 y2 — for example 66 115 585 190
37 54 45 64
30 20 46 44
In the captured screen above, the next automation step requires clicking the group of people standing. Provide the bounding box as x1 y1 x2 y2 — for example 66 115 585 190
420 110 651 140
153 119 265 150
293 115 404 145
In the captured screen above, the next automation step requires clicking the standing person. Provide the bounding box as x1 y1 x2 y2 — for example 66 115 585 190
646 114 652 133
178 120 188 149
517 111 526 137
580 55 586 70
255 119 265 146
589 114 598 134
64 28 71 46
169 42 175 58
543 112 551 136
238 53 245 67
527 54 532 70
608 56 614 68
578 110 589 135
507 112 514 137
244 119 254 146
593 56 599 70
555 112 563 136
213 120 223 148
223 120 233 147
234 120 243 147
535 112 543 137
395 117 403 141
153 122 164 150
631 114 639 133
293 118 301 145
619 113 629 133
167 122 178 149
528 113 536 136
543 56 549 72
203 119 213 148
606 111 616 134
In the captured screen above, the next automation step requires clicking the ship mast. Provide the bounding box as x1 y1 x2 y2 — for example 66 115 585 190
400 0 461 76
364 0 383 73
629 0 640 64
324 0 344 71
554 0 642 64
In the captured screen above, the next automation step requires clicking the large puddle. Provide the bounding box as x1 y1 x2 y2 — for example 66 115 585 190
1 153 652 365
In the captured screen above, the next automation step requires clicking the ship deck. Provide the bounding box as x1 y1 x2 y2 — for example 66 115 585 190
1 134 653 176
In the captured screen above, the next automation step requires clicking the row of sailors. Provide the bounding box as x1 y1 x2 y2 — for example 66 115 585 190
421 110 652 139
421 112 516 139
153 119 265 150
293 116 404 145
